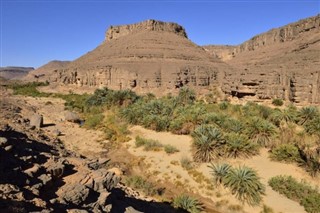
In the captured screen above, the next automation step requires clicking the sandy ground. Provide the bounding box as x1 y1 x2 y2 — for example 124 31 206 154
11 94 320 213
16 96 107 156
127 126 320 213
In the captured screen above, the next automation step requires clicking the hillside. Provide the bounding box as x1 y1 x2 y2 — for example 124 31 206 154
0 67 34 80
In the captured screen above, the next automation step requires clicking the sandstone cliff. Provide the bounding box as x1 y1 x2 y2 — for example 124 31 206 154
52 20 232 95
203 15 320 104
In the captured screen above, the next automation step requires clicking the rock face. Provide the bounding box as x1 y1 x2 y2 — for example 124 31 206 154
105 19 188 41
40 15 319 104
51 20 231 96
206 15 320 104
24 60 70 82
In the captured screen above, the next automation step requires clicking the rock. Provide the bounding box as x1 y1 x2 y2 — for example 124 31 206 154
125 206 143 213
67 209 89 213
64 111 81 123
38 174 52 186
60 183 90 205
24 164 41 177
0 137 8 147
4 145 13 151
97 191 110 206
30 114 43 128
52 129 61 137
45 161 65 178
80 169 120 192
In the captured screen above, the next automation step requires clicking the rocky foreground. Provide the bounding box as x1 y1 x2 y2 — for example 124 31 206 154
0 90 180 212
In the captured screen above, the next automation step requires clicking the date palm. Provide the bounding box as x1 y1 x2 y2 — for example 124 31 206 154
246 117 276 147
224 166 265 206
191 125 225 162
208 163 231 186
298 106 319 125
225 133 258 158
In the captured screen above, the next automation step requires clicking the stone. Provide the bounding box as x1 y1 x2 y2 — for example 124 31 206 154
45 161 65 178
80 169 120 192
0 137 8 147
60 183 90 205
30 114 43 128
64 111 81 123
24 164 41 177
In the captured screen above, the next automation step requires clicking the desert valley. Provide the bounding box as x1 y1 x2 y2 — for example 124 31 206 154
0 14 320 213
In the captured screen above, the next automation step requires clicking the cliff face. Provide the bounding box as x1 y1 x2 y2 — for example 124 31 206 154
234 15 320 54
105 19 188 42
218 14 320 104
51 20 231 95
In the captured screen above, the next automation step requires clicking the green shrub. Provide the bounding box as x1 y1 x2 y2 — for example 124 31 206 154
209 164 265 206
224 133 258 158
270 144 301 163
269 175 320 213
164 144 179 154
9 82 50 97
84 113 104 129
134 136 163 151
125 176 158 196
173 194 204 213
272 98 284 106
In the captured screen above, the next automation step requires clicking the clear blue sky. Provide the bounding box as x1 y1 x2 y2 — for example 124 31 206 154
1 0 319 68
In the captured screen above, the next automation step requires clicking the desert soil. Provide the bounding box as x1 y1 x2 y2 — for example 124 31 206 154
12 94 320 213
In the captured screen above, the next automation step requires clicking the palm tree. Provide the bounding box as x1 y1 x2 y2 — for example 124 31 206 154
224 133 258 158
304 116 320 139
246 117 277 147
208 163 231 186
224 166 265 206
177 87 196 106
173 194 204 213
298 106 319 125
191 125 225 162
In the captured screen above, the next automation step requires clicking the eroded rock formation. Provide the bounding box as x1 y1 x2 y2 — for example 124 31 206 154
48 20 231 96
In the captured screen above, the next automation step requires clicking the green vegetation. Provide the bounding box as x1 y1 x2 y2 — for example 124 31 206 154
172 194 204 213
269 144 301 163
192 125 224 162
272 98 284 106
8 82 50 97
125 175 159 196
164 144 179 154
269 175 320 213
9 83 320 178
209 163 265 206
134 136 163 151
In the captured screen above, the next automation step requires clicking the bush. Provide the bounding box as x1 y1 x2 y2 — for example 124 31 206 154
134 136 163 151
173 194 204 213
269 175 320 213
84 113 104 129
270 144 301 163
125 176 159 196
164 145 179 154
209 164 265 206
9 82 50 97
272 98 284 106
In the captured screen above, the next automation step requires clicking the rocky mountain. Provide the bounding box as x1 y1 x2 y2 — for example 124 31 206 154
50 20 233 96
0 67 34 80
39 15 319 104
205 14 320 104
25 60 70 81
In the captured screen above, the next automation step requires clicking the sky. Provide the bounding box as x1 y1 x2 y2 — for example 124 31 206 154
1 0 319 68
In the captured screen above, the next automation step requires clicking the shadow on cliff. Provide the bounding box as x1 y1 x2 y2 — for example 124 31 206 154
107 188 188 213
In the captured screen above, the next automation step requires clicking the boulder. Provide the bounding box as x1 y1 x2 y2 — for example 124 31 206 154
30 114 43 128
61 183 90 205
64 111 80 123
